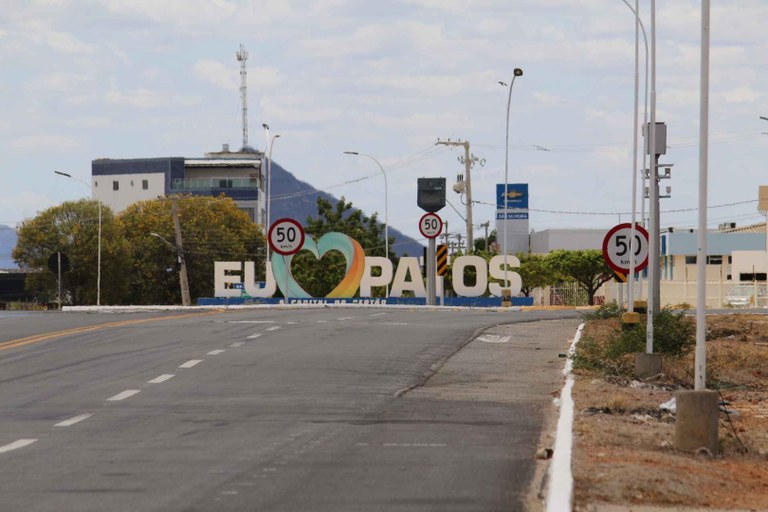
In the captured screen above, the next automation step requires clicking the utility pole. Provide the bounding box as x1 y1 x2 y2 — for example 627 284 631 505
436 139 480 251
171 199 192 307
480 221 490 252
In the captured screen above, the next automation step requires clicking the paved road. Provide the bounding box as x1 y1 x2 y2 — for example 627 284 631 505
0 307 580 511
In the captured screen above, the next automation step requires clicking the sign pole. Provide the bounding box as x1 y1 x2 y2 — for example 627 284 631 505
58 251 62 311
427 237 436 306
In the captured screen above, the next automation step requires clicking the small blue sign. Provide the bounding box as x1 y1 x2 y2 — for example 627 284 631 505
496 184 528 210
496 212 529 220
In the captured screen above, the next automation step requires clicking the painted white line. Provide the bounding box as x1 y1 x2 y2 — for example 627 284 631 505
247 333 263 339
355 442 370 446
148 374 175 384
230 342 244 347
546 323 584 512
207 350 226 355
368 312 387 317
179 359 202 369
337 316 355 321
478 335 511 343
286 321 297 325
222 491 238 495
384 322 409 326
54 413 93 427
227 320 275 324
0 439 37 454
317 320 328 323
108 389 141 401
266 326 281 331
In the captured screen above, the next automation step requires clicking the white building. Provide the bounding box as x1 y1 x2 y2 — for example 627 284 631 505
91 145 265 225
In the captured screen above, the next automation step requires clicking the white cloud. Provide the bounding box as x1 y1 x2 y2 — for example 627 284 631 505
533 92 564 107
194 60 238 90
24 21 95 54
98 0 238 26
722 86 760 104
65 116 110 128
26 72 92 92
105 86 200 108
11 134 82 152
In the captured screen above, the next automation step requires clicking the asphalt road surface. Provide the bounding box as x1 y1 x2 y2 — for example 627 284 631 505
0 307 580 511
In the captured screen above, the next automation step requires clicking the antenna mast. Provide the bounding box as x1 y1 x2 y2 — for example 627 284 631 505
236 44 249 150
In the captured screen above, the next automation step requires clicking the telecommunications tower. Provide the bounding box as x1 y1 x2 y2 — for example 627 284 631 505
236 44 249 150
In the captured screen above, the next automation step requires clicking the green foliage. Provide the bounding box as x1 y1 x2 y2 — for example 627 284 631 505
574 308 696 377
547 249 613 305
581 301 624 320
473 229 496 253
517 253 556 297
119 195 264 305
12 199 131 305
293 197 392 298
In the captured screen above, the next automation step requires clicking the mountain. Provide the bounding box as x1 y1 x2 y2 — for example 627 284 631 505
0 225 18 269
269 161 423 257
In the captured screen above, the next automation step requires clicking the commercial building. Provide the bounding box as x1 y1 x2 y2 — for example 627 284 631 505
91 144 264 225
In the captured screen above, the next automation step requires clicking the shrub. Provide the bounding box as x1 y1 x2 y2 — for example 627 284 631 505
574 307 695 377
581 301 624 321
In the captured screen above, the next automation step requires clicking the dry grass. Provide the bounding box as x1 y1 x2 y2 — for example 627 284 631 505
572 313 768 510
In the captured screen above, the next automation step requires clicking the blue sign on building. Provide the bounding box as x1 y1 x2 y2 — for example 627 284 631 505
496 212 529 220
496 184 528 209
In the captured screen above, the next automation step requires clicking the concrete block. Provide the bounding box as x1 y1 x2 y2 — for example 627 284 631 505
634 352 662 379
634 300 647 314
501 288 511 308
674 390 719 454
621 312 641 331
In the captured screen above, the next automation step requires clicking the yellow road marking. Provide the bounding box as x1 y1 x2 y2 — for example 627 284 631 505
0 310 225 352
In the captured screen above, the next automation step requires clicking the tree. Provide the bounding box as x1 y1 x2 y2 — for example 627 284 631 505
517 253 556 297
292 197 392 297
473 229 497 253
12 199 130 305
547 249 613 305
119 195 265 304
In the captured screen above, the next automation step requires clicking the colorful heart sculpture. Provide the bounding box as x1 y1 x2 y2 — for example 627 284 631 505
271 232 366 298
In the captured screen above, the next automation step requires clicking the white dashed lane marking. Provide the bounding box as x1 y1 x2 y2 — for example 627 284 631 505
0 439 37 454
207 350 226 355
148 374 175 384
230 342 244 347
54 414 92 427
337 317 355 321
266 326 281 331
179 359 202 369
226 320 275 324
368 312 387 317
108 389 141 401
247 333 263 339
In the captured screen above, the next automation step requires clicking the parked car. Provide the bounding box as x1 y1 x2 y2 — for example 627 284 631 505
724 283 768 307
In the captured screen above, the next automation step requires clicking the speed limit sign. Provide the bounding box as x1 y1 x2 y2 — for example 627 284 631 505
419 212 443 239
268 218 305 255
602 223 649 274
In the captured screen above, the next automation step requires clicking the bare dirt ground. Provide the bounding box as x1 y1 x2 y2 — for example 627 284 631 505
572 314 768 511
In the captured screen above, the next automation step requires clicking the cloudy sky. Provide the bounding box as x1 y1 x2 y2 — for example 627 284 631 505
2 0 767 248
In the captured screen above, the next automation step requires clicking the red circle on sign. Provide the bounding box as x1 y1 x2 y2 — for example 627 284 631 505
419 212 443 239
602 223 650 274
268 218 306 256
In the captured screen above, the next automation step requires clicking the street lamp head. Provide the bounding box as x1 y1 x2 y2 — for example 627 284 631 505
498 81 508 87
760 116 768 122
274 134 281 139
54 171 72 177
262 123 269 130
514 68 523 77
343 151 359 155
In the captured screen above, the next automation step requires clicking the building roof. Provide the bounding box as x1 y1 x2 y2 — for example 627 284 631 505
184 159 260 167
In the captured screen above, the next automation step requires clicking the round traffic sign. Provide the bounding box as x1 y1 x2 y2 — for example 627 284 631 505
268 218 306 256
602 223 650 274
419 212 443 239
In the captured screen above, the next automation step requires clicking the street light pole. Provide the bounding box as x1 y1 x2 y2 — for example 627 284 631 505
54 171 101 306
344 151 389 298
501 68 524 294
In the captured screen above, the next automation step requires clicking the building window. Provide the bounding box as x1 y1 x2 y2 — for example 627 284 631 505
113 180 119 191
685 256 696 264
707 255 723 265
142 179 149 190
94 181 98 188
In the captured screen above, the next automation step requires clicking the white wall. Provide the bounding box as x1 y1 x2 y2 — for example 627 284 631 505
732 251 768 279
93 173 165 213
